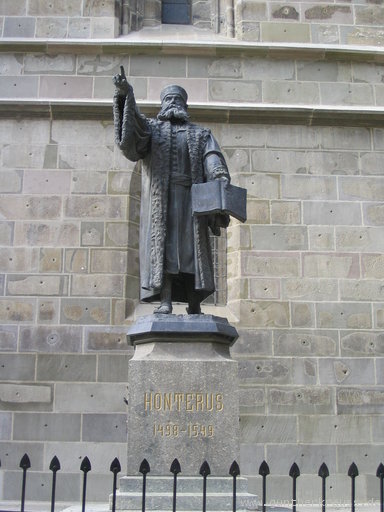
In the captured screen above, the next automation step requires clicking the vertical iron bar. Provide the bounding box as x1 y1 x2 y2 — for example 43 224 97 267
80 457 91 512
229 461 240 512
110 458 121 512
199 461 211 512
139 459 150 512
170 459 181 512
49 456 60 512
289 463 300 512
258 461 270 512
348 463 359 512
377 464 384 512
318 463 329 512
19 454 31 512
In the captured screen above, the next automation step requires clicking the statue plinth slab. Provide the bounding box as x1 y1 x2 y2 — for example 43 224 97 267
126 314 239 476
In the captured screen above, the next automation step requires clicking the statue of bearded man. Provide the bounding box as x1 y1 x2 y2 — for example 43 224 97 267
113 68 231 315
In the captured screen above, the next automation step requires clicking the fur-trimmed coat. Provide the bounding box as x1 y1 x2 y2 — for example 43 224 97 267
113 91 230 303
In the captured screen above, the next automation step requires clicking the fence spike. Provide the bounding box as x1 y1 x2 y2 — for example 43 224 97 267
348 462 359 478
229 461 240 477
20 453 31 470
318 462 329 478
139 459 150 475
170 458 181 475
200 460 211 477
377 463 384 512
80 456 91 473
259 460 270 477
110 458 121 474
289 463 300 479
49 456 61 472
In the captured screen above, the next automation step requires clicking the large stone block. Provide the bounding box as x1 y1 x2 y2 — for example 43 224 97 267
23 170 71 194
336 226 384 252
81 222 104 246
297 60 351 83
266 125 318 149
251 225 307 251
0 325 18 351
6 275 68 296
274 330 338 357
82 413 128 442
3 17 36 37
268 386 333 415
282 278 338 301
0 247 39 273
40 76 92 98
38 298 59 324
90 249 128 273
355 5 384 25
54 383 127 413
263 80 320 104
68 17 91 38
340 176 384 201
0 196 61 220
14 222 79 246
65 248 88 273
271 201 300 224
320 83 374 106
0 298 35 323
0 383 51 410
291 302 315 327
238 358 291 385
337 388 384 414
0 412 12 440
0 170 22 193
0 354 36 381
308 226 335 251
248 278 279 300
372 416 384 442
319 358 375 386
83 0 116 16
243 57 294 81
209 79 261 102
340 331 384 357
188 57 243 79
364 203 384 226
298 415 371 444
130 55 186 77
72 171 107 194
304 3 352 22
85 326 132 352
71 274 125 297
28 0 81 15
0 222 13 245
64 196 124 219
97 354 130 382
303 201 362 225
231 329 272 356
20 326 82 353
266 444 336 475
241 415 297 443
316 302 371 329
24 54 75 74
340 279 384 301
90 16 118 38
36 354 96 382
282 175 337 200
61 298 110 325
320 127 371 150
303 253 359 278
3 144 47 169
238 387 265 414
235 173 280 199
241 252 300 277
0 442 44 470
39 248 62 273
13 412 81 441
3 471 80 501
260 21 310 42
240 300 290 327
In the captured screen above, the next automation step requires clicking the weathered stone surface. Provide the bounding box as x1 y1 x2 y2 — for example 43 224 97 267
0 248 38 273
308 226 335 251
241 252 300 277
64 196 124 219
249 278 279 300
130 55 186 77
90 249 127 273
238 387 265 414
337 388 384 414
24 54 75 74
303 253 359 278
268 386 333 414
37 354 96 381
14 222 79 247
364 203 384 225
14 412 81 441
274 330 338 356
0 383 51 407
82 413 127 442
303 201 361 225
0 196 61 220
0 354 36 381
231 329 272 356
20 326 82 353
340 176 384 201
282 278 337 301
6 275 68 296
298 415 371 443
336 226 384 252
71 171 106 194
282 175 337 200
39 248 62 273
266 444 336 474
304 4 352 22
291 303 315 327
85 326 131 352
54 383 127 412
0 170 22 193
68 17 91 38
0 222 13 245
272 5 298 20
209 80 261 102
271 201 300 224
341 331 384 357
319 358 375 385
239 358 291 386
0 412 12 440
60 298 110 325
38 299 59 324
0 298 35 323
81 222 104 246
240 300 290 327
250 225 308 250
71 274 124 297
65 249 88 273
260 21 310 42
3 17 36 37
241 415 297 443
355 5 384 24
340 279 384 301
263 81 320 104
97 354 130 382
317 303 372 329
0 325 18 351
0 0 26 15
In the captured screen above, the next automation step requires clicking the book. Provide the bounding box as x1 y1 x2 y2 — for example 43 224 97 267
191 180 247 223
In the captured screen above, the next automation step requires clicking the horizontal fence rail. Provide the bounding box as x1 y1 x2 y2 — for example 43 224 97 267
0 455 383 512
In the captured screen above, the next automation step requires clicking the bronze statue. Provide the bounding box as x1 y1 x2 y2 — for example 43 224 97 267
113 67 232 315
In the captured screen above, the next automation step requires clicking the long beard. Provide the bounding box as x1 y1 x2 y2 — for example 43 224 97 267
157 105 189 122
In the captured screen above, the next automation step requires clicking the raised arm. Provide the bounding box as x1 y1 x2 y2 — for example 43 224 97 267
113 66 151 162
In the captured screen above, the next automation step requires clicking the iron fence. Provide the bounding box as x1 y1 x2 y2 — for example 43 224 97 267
0 454 383 512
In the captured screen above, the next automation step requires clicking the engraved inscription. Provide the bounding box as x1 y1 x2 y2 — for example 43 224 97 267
153 422 215 438
144 392 224 412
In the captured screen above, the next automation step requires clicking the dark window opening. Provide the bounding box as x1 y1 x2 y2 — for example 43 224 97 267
162 0 191 24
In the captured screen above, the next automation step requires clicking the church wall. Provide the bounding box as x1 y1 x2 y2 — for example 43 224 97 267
1 1 384 505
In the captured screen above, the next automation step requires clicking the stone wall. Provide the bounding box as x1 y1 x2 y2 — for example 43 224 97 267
1 0 384 506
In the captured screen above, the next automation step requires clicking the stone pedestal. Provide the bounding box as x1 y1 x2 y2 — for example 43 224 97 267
126 314 240 476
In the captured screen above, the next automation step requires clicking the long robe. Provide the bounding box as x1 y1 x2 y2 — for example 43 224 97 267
113 91 230 303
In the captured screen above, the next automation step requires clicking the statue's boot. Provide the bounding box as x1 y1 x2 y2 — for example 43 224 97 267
154 274 172 314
